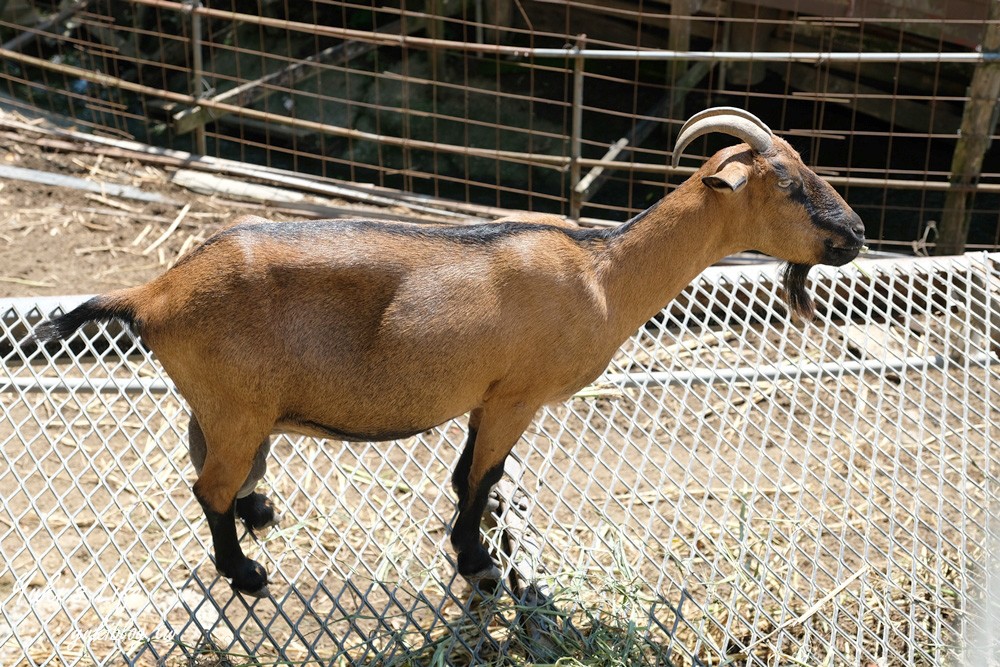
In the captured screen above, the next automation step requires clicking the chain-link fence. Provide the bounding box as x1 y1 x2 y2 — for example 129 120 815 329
1 252 998 665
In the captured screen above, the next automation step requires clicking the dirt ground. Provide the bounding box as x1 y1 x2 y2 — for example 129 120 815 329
0 138 267 298
0 109 441 299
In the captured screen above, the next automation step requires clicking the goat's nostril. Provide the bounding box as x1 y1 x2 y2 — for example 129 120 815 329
849 216 865 239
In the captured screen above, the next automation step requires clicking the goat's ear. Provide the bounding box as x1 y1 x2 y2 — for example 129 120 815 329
702 161 749 193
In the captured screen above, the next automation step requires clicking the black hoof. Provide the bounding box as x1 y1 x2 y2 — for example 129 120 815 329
465 567 503 596
235 492 278 533
234 582 271 599
219 557 269 596
458 546 501 584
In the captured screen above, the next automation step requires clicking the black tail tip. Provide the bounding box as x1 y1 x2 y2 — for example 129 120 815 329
30 296 137 344
32 319 66 344
31 311 93 345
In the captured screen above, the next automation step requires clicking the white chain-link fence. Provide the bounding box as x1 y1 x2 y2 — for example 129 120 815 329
1 253 997 666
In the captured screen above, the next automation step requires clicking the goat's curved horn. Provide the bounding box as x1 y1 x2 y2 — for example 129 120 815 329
676 106 770 138
671 114 774 168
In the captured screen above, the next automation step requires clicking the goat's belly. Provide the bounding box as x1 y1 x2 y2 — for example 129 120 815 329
271 346 493 437
275 417 441 442
275 381 479 443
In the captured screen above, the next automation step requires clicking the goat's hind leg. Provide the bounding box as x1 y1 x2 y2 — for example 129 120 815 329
235 479 277 533
233 436 276 532
189 415 273 597
190 416 277 532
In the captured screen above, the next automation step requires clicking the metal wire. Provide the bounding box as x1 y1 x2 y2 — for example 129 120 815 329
1 252 997 665
2 1 1000 250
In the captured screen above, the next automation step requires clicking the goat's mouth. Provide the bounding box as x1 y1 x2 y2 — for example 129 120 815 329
822 240 862 266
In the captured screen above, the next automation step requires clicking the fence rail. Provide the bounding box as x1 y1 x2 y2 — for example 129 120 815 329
1 253 997 665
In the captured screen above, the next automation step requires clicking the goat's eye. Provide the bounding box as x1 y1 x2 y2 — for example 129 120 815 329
778 178 794 189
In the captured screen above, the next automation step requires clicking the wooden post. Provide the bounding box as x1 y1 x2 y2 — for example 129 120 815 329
668 0 694 84
935 3 1000 256
427 0 447 79
480 0 512 46
726 2 778 88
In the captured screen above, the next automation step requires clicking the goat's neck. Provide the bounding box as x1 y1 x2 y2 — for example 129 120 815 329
598 183 738 342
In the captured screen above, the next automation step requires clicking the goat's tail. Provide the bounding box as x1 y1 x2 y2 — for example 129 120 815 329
33 291 142 343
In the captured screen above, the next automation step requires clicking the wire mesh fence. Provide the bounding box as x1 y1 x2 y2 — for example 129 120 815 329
3 1 1000 252
1 252 997 665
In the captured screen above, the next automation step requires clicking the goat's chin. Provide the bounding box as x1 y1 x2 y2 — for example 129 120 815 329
781 263 815 320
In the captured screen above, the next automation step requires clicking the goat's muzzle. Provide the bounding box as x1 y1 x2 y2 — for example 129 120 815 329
784 211 864 319
820 211 865 267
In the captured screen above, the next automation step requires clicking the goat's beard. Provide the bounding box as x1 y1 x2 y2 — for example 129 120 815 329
781 263 815 320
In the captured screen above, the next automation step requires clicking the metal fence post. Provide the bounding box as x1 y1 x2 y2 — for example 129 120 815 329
187 0 207 156
569 35 586 221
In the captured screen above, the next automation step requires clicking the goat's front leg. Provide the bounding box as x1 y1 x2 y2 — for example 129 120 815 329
450 403 537 585
191 416 274 597
451 408 483 507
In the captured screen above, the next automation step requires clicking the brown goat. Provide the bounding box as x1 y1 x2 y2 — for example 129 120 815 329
34 108 864 597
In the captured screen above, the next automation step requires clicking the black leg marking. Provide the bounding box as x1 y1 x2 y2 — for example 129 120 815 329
195 492 269 597
451 460 506 583
235 492 277 533
451 424 478 506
